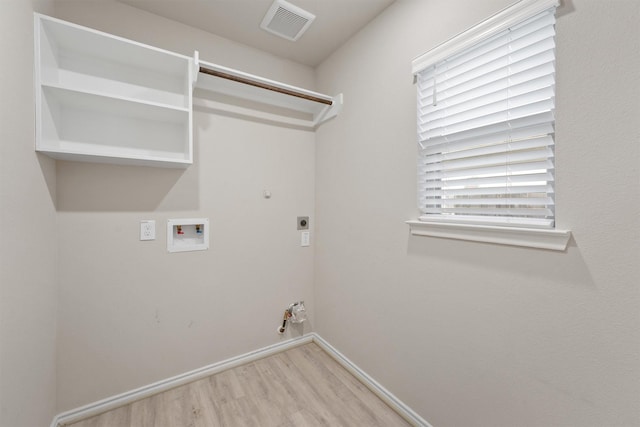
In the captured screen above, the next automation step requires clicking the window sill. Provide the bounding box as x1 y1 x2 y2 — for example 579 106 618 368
406 220 571 251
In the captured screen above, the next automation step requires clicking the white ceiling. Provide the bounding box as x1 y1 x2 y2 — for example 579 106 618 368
116 0 396 67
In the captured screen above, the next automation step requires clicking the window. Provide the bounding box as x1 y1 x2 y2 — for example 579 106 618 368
408 0 570 250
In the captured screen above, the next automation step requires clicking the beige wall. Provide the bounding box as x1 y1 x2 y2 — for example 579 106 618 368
53 1 316 411
0 1 58 426
315 0 640 426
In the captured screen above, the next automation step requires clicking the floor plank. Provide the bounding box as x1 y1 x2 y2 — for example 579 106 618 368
68 343 411 427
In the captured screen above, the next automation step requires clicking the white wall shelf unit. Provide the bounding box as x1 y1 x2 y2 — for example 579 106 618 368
34 14 194 168
194 56 342 129
34 16 342 168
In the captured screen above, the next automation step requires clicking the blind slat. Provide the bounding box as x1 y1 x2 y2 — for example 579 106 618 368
423 147 554 173
423 98 555 139
421 207 554 217
422 159 553 181
421 123 554 153
419 72 555 119
419 111 554 146
419 172 554 189
422 135 554 161
424 197 554 207
423 86 555 132
422 184 554 198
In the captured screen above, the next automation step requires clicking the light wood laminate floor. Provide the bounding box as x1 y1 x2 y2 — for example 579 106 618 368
68 343 412 427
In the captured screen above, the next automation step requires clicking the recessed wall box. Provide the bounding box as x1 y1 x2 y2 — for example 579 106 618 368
167 218 209 253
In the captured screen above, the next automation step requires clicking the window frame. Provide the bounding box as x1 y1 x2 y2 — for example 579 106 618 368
408 0 570 251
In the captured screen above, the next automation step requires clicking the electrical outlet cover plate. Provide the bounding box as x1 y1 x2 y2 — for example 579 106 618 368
301 231 310 247
140 220 155 241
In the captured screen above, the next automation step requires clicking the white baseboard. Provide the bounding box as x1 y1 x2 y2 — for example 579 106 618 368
310 333 432 427
51 333 430 427
51 335 313 427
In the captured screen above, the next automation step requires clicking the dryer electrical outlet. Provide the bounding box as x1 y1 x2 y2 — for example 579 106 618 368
297 216 309 230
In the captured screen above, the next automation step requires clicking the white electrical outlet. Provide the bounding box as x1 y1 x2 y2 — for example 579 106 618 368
140 220 155 241
301 231 310 247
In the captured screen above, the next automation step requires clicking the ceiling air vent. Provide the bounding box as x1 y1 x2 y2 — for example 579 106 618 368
260 0 316 41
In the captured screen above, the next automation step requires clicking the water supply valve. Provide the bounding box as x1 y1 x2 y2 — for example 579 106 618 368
277 301 306 334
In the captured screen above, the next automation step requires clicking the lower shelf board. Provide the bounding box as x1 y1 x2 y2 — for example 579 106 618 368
36 85 192 168
37 146 192 168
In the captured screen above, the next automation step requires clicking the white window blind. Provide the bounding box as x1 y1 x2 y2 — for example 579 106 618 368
415 4 557 229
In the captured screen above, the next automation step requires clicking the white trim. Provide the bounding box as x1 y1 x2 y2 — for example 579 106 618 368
51 335 313 427
411 0 559 74
406 220 571 251
311 334 433 427
50 333 430 427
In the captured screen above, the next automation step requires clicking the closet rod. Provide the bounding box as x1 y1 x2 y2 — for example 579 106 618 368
199 66 333 106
